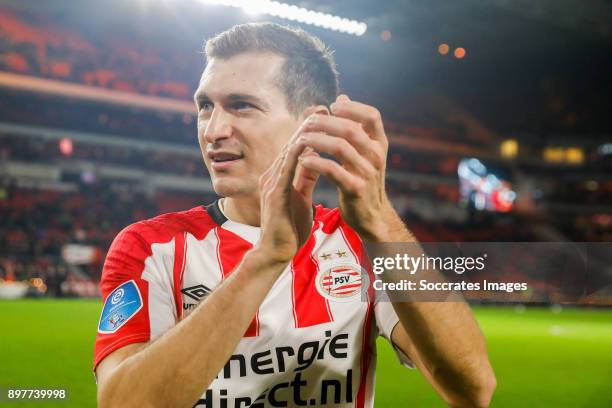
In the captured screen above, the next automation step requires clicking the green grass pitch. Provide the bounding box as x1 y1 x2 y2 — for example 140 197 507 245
0 300 610 407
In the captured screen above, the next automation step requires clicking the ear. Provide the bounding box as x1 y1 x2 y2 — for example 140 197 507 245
299 104 330 122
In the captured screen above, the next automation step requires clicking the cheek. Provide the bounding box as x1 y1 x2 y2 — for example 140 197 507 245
196 128 211 169
197 123 209 148
250 144 281 173
240 118 296 170
196 122 206 144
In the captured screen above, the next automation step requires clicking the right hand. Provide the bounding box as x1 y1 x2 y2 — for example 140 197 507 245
258 110 326 264
257 136 310 264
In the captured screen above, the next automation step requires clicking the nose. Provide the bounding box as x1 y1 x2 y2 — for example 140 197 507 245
203 108 233 145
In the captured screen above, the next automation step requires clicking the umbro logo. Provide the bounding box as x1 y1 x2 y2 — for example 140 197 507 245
181 284 212 301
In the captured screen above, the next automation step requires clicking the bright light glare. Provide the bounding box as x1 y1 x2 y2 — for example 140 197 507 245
198 0 367 35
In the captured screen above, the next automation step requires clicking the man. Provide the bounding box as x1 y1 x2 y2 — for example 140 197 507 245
94 23 495 407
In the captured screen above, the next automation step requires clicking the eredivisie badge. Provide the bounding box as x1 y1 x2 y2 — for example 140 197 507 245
98 280 143 333
316 262 367 302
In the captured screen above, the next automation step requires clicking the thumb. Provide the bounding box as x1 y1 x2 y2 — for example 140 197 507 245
336 94 350 103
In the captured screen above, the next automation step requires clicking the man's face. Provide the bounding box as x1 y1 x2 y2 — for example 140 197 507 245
194 52 301 198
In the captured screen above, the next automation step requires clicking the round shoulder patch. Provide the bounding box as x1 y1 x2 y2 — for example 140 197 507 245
316 262 367 302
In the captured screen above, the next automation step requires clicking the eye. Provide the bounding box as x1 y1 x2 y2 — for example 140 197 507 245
230 101 255 111
199 101 214 112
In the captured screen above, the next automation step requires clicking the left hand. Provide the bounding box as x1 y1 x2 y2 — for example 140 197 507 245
298 94 393 241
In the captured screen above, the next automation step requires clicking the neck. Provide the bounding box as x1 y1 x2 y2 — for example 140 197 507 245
222 195 261 227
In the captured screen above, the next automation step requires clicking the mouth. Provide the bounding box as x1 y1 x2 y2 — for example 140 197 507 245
208 151 245 170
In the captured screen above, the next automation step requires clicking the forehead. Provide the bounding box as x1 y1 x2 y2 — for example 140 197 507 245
196 52 286 101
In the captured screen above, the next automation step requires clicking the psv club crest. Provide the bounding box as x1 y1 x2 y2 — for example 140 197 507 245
316 262 367 302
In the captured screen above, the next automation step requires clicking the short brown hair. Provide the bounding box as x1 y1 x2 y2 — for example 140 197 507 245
204 22 339 116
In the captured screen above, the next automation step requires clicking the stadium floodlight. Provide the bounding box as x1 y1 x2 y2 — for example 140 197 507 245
197 0 367 36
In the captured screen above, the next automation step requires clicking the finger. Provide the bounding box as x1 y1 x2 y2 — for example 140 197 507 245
329 99 386 142
298 155 363 196
260 147 287 187
265 117 312 187
288 114 317 146
303 115 374 156
277 140 307 192
292 150 318 246
300 132 375 176
293 149 320 198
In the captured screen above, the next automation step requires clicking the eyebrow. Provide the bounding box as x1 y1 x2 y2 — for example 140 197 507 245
193 91 268 110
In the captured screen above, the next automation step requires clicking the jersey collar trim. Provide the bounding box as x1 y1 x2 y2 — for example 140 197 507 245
204 200 227 226
204 200 318 227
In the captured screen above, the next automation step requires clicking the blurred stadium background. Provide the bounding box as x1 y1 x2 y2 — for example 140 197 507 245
0 0 611 406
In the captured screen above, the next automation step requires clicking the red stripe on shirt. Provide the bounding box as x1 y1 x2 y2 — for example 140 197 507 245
172 232 187 320
356 299 374 407
339 223 376 406
291 222 334 328
215 226 259 337
214 227 223 281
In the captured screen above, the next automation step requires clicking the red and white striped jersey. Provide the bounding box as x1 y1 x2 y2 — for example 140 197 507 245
94 200 407 407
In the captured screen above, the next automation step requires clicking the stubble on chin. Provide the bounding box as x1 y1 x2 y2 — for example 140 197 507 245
212 177 257 198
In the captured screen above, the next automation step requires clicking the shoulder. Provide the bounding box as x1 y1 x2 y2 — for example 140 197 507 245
101 205 219 290
111 205 217 250
314 204 354 235
104 205 218 272
313 204 364 254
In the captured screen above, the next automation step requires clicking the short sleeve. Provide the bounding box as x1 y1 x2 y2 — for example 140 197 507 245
374 301 415 368
93 224 176 372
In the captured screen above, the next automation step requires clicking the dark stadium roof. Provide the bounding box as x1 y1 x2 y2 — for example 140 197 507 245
4 0 612 137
